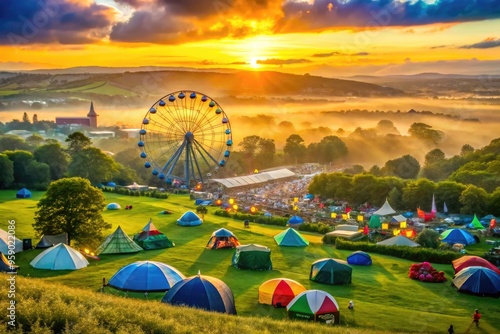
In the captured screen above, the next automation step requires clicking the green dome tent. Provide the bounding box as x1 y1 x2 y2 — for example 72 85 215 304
232 244 272 270
310 258 352 285
274 228 309 247
471 215 485 230
133 219 174 250
96 226 143 255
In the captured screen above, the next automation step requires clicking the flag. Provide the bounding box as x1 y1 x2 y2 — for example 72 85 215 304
431 194 437 213
443 202 448 213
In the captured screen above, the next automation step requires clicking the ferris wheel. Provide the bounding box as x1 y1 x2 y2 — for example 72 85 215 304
138 91 232 188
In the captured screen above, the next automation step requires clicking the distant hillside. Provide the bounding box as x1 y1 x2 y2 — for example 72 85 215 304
0 70 404 107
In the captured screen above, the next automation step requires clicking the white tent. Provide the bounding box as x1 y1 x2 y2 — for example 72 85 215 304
0 228 23 254
372 199 396 216
30 243 89 270
376 235 420 247
391 214 407 223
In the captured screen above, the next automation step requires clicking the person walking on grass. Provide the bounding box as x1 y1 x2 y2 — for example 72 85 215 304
472 309 481 327
447 324 454 334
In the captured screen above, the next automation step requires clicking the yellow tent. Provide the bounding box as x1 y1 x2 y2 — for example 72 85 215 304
258 278 306 307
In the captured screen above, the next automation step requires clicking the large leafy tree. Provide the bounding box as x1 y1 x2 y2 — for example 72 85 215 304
402 178 436 211
33 177 111 247
315 135 348 164
0 153 14 188
255 138 276 169
68 147 119 185
382 154 420 179
34 143 69 180
283 134 306 164
0 135 30 152
434 181 466 214
408 122 443 145
459 185 489 215
65 131 92 155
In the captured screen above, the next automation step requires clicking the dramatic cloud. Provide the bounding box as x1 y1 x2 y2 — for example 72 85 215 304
276 0 500 33
460 37 500 49
256 58 312 65
0 0 117 45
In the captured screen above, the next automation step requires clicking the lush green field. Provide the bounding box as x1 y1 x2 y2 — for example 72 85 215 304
0 190 499 333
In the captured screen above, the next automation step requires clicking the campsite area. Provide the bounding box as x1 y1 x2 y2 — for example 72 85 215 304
1 190 499 333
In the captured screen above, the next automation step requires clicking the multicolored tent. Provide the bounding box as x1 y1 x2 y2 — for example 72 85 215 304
470 215 485 230
274 228 309 247
440 229 476 246
177 211 202 226
287 290 340 324
453 266 500 297
232 244 272 270
310 258 352 285
162 273 237 314
96 226 143 255
347 251 372 266
258 278 306 307
108 261 185 292
452 256 500 275
206 228 240 249
30 243 89 270
133 219 174 250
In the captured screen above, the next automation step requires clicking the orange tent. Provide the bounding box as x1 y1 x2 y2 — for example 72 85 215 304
452 256 500 275
258 278 306 307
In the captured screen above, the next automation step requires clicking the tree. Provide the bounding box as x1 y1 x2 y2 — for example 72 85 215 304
33 177 110 247
26 133 45 146
34 143 69 180
424 149 445 166
238 135 261 172
402 178 436 211
459 185 488 215
3 150 35 186
415 229 440 249
315 136 348 163
32 114 38 123
68 147 119 185
283 134 307 164
460 144 474 156
0 135 30 152
382 155 420 179
408 122 443 145
22 112 30 123
0 154 14 188
376 120 400 135
255 138 276 169
65 132 92 155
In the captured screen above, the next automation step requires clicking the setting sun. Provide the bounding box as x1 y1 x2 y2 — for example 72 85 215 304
249 57 261 68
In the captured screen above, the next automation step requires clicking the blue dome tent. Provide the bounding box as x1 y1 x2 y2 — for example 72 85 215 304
108 261 185 292
441 229 476 246
162 273 236 314
107 203 121 210
347 251 372 266
16 188 31 198
177 211 202 226
288 216 304 225
453 266 500 297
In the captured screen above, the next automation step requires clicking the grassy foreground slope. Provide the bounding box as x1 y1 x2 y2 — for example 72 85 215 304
0 276 396 334
0 190 499 333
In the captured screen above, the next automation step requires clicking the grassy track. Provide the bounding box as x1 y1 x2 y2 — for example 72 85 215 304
0 190 498 333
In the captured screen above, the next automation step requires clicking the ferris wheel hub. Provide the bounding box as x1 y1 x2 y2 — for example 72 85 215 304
185 131 194 143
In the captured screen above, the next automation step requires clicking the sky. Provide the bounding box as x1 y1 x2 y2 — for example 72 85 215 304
1 0 500 76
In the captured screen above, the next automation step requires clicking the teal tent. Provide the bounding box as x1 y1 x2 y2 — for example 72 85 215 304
310 258 352 285
96 226 143 255
274 228 309 247
368 215 381 228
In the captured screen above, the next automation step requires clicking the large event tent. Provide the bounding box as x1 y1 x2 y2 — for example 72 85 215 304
258 278 306 307
162 273 237 314
108 261 185 292
287 290 340 324
133 219 174 250
452 256 500 275
274 228 309 247
347 251 372 266
206 228 240 249
441 229 476 246
30 243 89 270
376 235 420 247
96 226 143 255
310 258 352 285
0 228 23 254
452 266 500 297
232 244 272 270
177 211 202 226
372 199 396 216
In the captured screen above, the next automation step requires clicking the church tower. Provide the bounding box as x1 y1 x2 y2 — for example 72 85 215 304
87 101 98 128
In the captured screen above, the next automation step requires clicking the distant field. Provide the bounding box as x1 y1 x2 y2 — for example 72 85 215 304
53 81 137 96
0 190 499 333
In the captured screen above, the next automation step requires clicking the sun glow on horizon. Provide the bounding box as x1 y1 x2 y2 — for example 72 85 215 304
249 57 261 68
